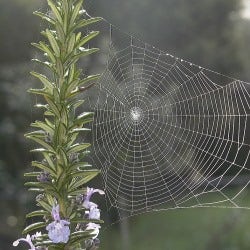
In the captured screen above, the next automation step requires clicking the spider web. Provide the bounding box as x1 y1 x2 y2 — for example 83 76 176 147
83 21 250 220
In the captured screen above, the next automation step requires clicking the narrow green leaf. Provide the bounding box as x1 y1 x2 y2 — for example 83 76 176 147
45 97 61 118
54 122 67 145
64 79 79 97
42 150 56 168
34 104 48 109
47 0 63 24
69 171 98 190
33 11 55 24
46 29 60 57
70 230 93 238
66 74 99 98
70 170 100 179
44 110 54 116
32 42 56 63
77 31 99 48
75 32 82 43
79 74 100 87
70 0 83 26
31 121 54 135
76 112 93 121
23 222 46 235
62 0 69 16
71 112 93 129
25 130 45 139
67 33 76 54
71 218 104 224
68 188 86 196
57 147 69 166
59 105 69 126
26 210 49 218
68 232 93 245
31 72 54 89
69 128 91 134
45 118 54 128
31 148 54 154
28 88 52 97
28 188 44 192
37 199 53 212
32 59 55 72
56 60 64 78
71 48 99 63
26 136 54 152
55 22 65 42
34 241 56 247
67 143 91 154
24 172 42 177
24 182 53 190
72 17 102 31
71 99 85 110
68 162 92 172
32 161 56 176
46 193 56 206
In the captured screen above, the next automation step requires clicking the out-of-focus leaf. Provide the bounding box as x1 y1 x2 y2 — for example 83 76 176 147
33 11 55 24
26 210 49 218
23 222 46 235
47 0 63 24
72 17 103 31
30 71 54 89
46 29 60 57
69 0 83 27
77 31 99 48
69 171 99 190
67 143 91 154
31 161 56 176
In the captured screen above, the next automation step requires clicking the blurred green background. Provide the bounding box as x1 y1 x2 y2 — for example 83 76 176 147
1 0 250 249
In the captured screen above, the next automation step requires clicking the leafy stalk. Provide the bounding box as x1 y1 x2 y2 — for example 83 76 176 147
16 0 103 249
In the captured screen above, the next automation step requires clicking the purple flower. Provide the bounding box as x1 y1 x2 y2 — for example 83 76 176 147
46 205 70 243
82 188 104 240
13 232 41 249
86 223 101 239
37 171 50 182
83 187 104 209
46 220 70 243
89 206 100 220
51 204 60 221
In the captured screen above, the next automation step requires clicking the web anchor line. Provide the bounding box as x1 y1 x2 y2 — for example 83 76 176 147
83 17 250 221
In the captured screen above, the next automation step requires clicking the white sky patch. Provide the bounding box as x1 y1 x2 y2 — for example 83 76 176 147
242 0 250 19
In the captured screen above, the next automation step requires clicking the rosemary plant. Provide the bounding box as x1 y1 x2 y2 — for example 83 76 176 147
13 0 104 249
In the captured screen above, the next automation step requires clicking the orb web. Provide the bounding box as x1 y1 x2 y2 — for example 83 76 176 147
84 22 250 220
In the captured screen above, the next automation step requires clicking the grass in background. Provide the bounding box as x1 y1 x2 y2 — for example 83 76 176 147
100 188 250 250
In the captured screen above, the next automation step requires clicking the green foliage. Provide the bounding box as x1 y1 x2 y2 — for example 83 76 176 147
23 0 102 249
96 0 245 78
0 0 42 63
100 204 250 250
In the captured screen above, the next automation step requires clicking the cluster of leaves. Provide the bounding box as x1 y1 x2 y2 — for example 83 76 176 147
21 0 103 249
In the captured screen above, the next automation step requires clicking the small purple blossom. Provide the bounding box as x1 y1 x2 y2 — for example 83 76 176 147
89 206 100 220
80 188 104 241
13 232 41 250
37 171 50 182
46 205 70 243
46 220 70 243
52 204 60 221
83 187 104 209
